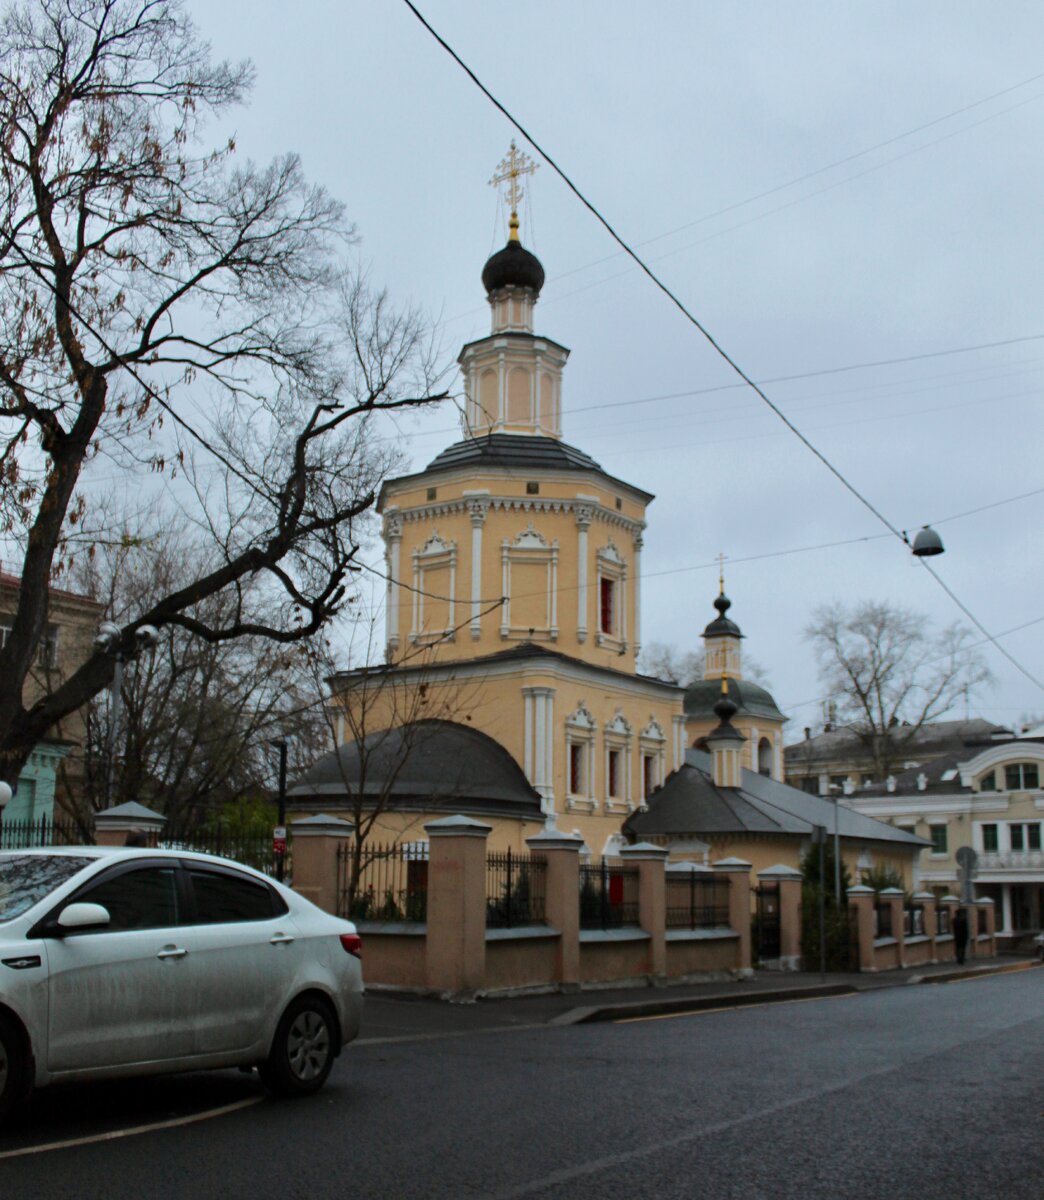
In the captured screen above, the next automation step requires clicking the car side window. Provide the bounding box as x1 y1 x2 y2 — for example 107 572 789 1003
188 868 282 924
76 866 181 932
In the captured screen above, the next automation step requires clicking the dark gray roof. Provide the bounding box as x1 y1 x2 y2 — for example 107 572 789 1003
684 677 785 723
784 718 1010 768
624 749 928 848
857 735 1044 797
287 719 542 820
378 434 654 506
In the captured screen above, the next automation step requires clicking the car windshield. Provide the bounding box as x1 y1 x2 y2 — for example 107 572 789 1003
0 854 97 923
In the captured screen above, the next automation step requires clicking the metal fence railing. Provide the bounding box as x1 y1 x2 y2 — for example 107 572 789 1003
162 826 288 878
665 871 730 930
337 841 428 923
874 901 893 939
485 849 546 928
0 815 87 850
579 861 639 930
936 907 951 935
903 906 925 938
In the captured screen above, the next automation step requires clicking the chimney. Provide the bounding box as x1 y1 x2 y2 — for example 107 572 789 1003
706 677 747 789
916 773 927 792
804 727 811 740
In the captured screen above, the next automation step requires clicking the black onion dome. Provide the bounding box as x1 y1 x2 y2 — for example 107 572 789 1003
482 239 545 296
703 592 743 639
714 689 739 725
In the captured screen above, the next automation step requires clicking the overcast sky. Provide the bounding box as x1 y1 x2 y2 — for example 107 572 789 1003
186 1 1044 735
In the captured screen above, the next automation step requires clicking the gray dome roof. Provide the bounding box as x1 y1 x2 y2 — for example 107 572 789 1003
287 719 542 819
684 677 784 723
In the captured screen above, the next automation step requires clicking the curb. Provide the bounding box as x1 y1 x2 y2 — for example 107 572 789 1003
553 983 859 1025
912 959 1042 986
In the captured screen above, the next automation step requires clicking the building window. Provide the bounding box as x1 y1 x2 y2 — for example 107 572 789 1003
799 777 818 794
982 824 998 853
757 737 773 778
599 578 615 635
1010 823 1042 852
929 824 948 855
426 487 437 501
978 770 997 792
829 774 847 792
569 742 584 794
607 749 621 798
526 481 540 495
642 754 656 800
1004 762 1040 791
37 623 59 669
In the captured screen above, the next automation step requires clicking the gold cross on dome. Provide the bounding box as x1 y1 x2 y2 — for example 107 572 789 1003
490 140 539 238
717 552 727 594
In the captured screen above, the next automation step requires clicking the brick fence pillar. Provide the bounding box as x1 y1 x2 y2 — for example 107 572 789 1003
757 864 803 971
940 895 961 963
977 898 996 956
912 891 937 960
712 857 753 973
847 885 876 971
526 829 583 986
94 801 166 847
290 814 354 914
425 815 491 996
621 842 669 981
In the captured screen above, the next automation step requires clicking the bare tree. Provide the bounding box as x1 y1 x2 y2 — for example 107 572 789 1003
0 1 445 786
300 618 478 916
804 600 993 780
60 511 328 835
638 641 773 689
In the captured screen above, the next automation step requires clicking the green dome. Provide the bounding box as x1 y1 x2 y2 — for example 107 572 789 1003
684 678 784 723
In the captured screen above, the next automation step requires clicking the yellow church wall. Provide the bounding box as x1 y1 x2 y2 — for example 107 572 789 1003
381 465 649 675
686 714 786 777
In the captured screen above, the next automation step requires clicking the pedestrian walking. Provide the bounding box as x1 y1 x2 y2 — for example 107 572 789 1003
953 906 969 965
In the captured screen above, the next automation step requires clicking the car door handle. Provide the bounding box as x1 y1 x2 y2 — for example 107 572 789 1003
270 933 295 946
157 946 188 960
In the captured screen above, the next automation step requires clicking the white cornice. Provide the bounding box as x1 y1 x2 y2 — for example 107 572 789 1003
390 494 645 537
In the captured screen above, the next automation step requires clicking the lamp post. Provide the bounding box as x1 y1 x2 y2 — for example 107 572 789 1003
94 622 159 805
270 739 288 882
828 784 842 907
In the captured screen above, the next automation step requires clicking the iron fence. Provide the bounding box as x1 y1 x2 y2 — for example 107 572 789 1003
937 907 951 935
977 906 987 936
903 906 925 938
162 825 288 878
874 900 893 939
0 815 87 850
666 871 730 930
338 841 428 923
485 849 546 928
579 860 639 930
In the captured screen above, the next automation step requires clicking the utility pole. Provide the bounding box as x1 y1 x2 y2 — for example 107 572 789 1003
272 739 288 882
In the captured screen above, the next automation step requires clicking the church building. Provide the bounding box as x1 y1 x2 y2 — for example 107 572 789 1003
289 147 922 882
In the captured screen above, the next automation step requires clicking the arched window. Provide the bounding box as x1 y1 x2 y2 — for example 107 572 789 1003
758 737 773 778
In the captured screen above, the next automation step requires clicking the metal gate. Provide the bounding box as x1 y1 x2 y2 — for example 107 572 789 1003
753 881 781 963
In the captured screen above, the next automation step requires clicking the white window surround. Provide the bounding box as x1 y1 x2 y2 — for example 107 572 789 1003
603 711 633 814
639 717 667 799
500 522 559 642
595 541 627 652
410 532 456 645
565 702 597 813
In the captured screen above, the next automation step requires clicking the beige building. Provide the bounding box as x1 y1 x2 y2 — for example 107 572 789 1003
0 567 102 821
291 161 920 886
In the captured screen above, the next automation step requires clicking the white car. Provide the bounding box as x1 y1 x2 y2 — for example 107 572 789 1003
0 847 363 1123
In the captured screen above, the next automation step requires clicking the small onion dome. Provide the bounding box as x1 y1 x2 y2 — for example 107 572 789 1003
481 238 545 297
703 591 743 639
713 686 739 727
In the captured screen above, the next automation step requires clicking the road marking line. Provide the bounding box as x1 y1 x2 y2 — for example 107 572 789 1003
615 992 856 1024
0 1096 262 1160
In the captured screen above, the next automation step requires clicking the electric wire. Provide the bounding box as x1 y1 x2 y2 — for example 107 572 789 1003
401 0 1044 695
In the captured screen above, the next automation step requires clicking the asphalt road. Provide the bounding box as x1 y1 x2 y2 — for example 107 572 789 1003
2 970 1042 1199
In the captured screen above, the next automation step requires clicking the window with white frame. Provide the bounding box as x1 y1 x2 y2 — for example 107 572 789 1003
1004 762 1040 791
639 718 666 801
929 823 948 855
410 532 456 644
565 702 597 811
1009 822 1042 852
500 523 559 641
595 541 626 649
603 711 632 812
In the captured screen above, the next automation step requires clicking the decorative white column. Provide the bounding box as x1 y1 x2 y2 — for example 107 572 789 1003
632 530 644 657
384 511 403 657
672 714 686 771
521 686 557 816
1002 884 1013 934
575 504 593 643
465 495 489 641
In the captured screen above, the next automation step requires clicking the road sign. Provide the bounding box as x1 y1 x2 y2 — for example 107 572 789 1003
273 825 287 856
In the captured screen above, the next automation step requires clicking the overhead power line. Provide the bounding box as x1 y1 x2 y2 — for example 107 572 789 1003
401 0 1044 696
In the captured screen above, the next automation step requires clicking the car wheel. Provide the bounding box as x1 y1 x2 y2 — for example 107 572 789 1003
259 996 338 1097
0 1013 29 1123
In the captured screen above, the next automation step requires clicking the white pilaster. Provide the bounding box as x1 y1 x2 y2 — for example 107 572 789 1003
1002 883 1013 934
575 504 592 643
633 531 643 657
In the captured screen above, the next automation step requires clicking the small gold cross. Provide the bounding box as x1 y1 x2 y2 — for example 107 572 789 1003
717 552 727 594
490 140 539 236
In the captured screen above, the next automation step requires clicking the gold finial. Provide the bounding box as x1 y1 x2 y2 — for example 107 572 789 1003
720 668 729 696
717 551 727 595
490 140 539 242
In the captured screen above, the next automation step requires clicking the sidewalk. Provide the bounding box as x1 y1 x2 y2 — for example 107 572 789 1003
357 957 1040 1044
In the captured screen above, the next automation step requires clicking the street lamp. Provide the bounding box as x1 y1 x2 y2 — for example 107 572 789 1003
828 783 843 906
0 780 12 812
94 622 160 804
270 739 288 882
908 526 945 557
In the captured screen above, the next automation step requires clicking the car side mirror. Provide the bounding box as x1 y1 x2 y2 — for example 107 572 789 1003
55 902 111 932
